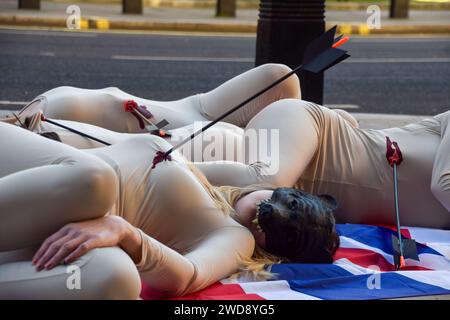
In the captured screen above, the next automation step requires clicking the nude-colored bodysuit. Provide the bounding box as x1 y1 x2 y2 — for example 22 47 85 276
196 101 450 229
1 63 301 299
87 136 254 296
2 63 448 299
0 123 254 299
296 103 450 228
13 93 450 229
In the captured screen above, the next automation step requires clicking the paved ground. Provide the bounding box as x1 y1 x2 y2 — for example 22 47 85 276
0 28 449 115
1 0 450 35
3 0 450 26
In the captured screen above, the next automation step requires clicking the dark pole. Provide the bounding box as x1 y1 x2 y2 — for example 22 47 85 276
216 0 237 17
255 0 326 104
123 0 143 14
18 0 40 9
390 0 410 19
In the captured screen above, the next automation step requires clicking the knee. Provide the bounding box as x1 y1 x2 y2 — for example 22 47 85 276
262 63 301 99
70 157 119 218
431 174 450 211
86 248 141 300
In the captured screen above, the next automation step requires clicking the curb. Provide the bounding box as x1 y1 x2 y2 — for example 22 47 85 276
48 0 450 11
1 15 449 35
144 0 450 11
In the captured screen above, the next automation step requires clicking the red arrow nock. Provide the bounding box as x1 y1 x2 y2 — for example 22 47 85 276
386 136 403 167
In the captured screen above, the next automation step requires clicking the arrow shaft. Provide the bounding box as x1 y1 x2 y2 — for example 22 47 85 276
133 108 158 130
44 118 111 146
393 163 404 258
164 64 303 156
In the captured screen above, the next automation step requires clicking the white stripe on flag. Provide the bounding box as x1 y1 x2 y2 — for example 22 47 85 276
340 236 395 264
337 258 450 293
402 253 450 270
239 280 320 300
334 258 379 275
340 236 450 270
408 227 450 244
425 243 450 259
398 271 450 290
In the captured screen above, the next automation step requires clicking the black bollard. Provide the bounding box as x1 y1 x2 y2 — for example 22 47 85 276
216 0 237 17
123 0 143 14
390 0 409 19
255 0 326 104
18 0 40 9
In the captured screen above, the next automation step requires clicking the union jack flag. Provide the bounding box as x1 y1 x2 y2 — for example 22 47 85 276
141 224 450 300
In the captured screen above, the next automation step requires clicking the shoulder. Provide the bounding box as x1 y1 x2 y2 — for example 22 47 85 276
435 110 450 126
209 226 255 258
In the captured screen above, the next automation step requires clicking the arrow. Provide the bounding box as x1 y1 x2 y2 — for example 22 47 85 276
152 26 351 167
386 136 420 270
41 113 112 146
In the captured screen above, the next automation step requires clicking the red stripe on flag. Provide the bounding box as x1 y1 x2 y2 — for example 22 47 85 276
335 247 430 271
376 225 412 238
141 282 264 300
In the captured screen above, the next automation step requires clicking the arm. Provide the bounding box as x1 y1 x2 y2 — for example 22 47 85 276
431 113 450 211
137 226 255 296
193 161 274 187
194 99 320 188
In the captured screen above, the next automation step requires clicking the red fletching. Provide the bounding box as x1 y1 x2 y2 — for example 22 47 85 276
151 151 172 169
386 136 403 167
332 36 349 48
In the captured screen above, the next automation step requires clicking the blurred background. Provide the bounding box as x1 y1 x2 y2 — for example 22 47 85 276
0 0 449 115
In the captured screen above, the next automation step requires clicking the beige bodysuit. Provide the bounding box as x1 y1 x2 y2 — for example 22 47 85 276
0 123 254 299
295 103 450 228
16 94 449 229
1 63 300 299
2 62 448 300
87 136 255 296
196 101 450 229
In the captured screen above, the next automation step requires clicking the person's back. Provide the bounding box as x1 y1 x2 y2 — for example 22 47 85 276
297 104 450 228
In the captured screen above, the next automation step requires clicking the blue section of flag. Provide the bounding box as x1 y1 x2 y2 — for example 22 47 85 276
336 224 441 256
267 225 450 300
271 263 352 281
270 264 450 299
289 272 450 300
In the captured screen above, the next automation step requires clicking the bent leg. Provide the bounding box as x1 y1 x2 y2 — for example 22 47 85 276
0 247 141 300
38 87 150 133
11 64 300 136
198 63 301 127
194 99 318 187
0 123 118 251
431 112 450 212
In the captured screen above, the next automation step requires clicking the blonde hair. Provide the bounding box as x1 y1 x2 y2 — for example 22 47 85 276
186 163 282 280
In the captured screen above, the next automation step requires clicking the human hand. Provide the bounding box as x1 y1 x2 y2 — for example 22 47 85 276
32 216 131 271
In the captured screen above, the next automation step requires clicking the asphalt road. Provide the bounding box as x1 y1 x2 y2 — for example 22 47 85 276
0 28 449 115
